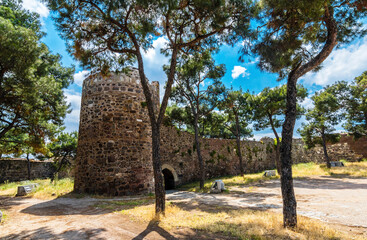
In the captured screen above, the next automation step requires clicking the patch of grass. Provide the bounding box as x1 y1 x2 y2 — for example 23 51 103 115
120 203 363 240
30 178 74 199
0 209 8 224
180 162 367 192
0 178 74 199
179 172 278 193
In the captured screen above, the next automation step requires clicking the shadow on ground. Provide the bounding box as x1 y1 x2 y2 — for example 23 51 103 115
19 196 154 216
252 176 367 190
1 226 106 240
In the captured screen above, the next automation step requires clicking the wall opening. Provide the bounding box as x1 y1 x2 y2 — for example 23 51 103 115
162 168 175 190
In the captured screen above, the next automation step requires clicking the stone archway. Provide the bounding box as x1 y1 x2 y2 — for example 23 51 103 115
162 164 178 190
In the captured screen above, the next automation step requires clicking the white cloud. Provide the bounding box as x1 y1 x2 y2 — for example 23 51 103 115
142 37 168 62
141 37 170 101
300 96 314 110
231 66 248 79
22 0 49 18
302 37 367 86
73 70 90 87
63 90 81 132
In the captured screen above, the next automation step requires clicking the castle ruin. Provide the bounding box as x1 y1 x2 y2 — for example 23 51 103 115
74 69 367 196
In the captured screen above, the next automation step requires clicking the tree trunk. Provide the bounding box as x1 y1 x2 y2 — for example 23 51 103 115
26 153 31 180
279 74 298 228
235 115 244 175
278 5 337 229
194 114 205 189
51 153 68 183
321 129 331 168
152 125 165 215
269 114 281 175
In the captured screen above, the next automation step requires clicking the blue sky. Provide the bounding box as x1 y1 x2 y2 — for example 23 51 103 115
22 0 367 140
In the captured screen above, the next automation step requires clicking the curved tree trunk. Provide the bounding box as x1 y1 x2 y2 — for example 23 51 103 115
321 129 331 168
279 6 338 228
279 74 298 228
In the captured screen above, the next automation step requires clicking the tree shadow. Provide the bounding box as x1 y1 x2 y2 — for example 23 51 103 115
250 176 367 190
1 226 106 240
166 190 281 210
132 220 176 240
0 196 28 211
132 219 238 240
20 196 154 217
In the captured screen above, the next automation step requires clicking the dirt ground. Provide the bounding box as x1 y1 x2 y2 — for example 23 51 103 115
169 176 367 229
0 176 366 239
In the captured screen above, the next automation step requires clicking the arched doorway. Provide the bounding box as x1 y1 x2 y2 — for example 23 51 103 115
162 168 175 190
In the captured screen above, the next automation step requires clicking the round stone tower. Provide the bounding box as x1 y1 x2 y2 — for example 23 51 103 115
74 69 158 196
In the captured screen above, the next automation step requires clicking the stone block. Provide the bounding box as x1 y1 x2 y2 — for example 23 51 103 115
330 161 344 167
263 170 276 177
210 180 225 194
16 183 39 196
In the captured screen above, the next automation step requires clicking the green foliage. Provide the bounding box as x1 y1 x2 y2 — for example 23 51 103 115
342 71 367 138
187 149 192 156
0 1 74 148
298 85 343 149
218 89 253 140
47 0 254 74
168 50 226 139
209 150 216 158
251 0 367 79
252 84 308 134
47 131 78 172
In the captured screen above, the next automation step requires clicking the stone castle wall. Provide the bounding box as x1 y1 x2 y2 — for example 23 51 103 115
0 159 54 183
74 71 366 195
74 70 156 196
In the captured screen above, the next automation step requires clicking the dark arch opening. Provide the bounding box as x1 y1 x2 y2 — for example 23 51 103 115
162 168 175 190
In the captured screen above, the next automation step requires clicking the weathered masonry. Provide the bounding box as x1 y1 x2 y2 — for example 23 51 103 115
0 159 54 183
74 69 367 196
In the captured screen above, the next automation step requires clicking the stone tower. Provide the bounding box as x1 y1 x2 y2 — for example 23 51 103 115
74 69 158 195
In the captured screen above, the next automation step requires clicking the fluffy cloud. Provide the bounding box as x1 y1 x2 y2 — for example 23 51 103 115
141 37 170 101
63 90 81 132
142 37 169 63
73 70 90 87
22 0 49 18
302 37 367 86
231 66 248 79
299 96 314 110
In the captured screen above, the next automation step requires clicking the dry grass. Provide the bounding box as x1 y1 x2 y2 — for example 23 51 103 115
120 203 362 240
181 161 367 192
0 178 74 199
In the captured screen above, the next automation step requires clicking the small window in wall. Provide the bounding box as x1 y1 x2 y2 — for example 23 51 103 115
162 168 175 190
